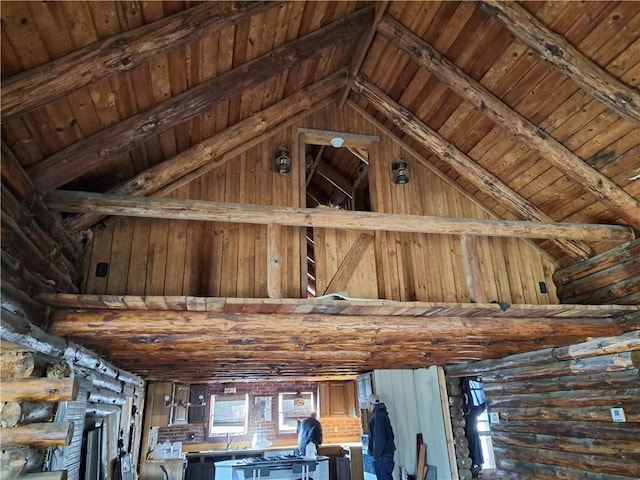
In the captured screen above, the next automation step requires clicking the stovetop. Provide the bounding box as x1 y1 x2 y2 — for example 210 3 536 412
235 454 324 467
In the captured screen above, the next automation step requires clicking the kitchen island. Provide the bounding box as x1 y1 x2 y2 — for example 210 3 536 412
214 455 329 480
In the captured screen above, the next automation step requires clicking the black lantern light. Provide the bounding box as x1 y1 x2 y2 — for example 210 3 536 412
274 144 291 174
392 159 409 184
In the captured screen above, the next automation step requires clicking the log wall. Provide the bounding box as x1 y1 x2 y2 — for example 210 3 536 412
445 332 640 480
84 102 559 304
554 239 640 305
1 144 83 301
1 286 145 479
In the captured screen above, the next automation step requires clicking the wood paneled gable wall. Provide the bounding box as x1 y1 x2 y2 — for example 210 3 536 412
77 102 562 304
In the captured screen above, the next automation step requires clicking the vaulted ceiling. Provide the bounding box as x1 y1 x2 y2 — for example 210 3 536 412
1 1 639 382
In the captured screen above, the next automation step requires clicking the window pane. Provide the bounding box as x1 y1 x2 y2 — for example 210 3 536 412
210 394 248 435
279 392 314 431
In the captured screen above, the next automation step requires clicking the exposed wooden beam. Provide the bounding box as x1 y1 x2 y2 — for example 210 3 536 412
346 99 561 267
377 15 640 230
0 2 274 118
38 294 638 318
267 225 283 299
27 8 373 194
65 70 347 232
461 235 488 303
323 233 374 295
0 422 74 448
479 0 640 128
352 74 599 259
446 330 640 376
339 1 389 108
45 190 635 242
0 377 78 403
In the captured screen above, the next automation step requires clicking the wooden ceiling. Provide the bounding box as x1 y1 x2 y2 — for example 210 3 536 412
1 1 639 382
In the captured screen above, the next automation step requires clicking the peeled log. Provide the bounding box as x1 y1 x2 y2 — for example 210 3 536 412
0 448 26 478
0 401 22 427
22 447 46 473
0 352 36 378
0 377 78 402
0 422 74 448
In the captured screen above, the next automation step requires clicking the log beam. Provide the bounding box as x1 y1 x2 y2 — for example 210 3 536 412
353 74 599 259
0 2 275 118
0 423 74 448
479 0 640 128
27 8 372 194
377 14 640 230
45 190 635 243
64 70 347 232
0 377 78 403
446 330 640 376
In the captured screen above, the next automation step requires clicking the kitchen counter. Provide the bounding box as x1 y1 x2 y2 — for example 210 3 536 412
214 455 329 480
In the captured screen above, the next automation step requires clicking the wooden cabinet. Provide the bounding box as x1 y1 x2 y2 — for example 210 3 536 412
319 380 357 417
170 384 190 425
188 384 208 424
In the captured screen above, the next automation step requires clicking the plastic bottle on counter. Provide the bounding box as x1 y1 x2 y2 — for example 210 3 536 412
161 440 172 459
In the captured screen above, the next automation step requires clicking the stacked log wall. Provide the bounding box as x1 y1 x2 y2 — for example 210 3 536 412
554 239 640 305
444 377 475 480
1 145 83 303
1 285 145 479
445 331 640 479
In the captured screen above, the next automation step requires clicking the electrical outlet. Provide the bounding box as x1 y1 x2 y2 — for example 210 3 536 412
610 407 626 422
489 412 500 424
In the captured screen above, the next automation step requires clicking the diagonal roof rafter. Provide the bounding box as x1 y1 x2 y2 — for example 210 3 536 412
376 14 640 232
27 6 374 194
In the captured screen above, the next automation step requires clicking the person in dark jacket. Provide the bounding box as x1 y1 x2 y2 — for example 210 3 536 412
297 412 323 456
367 394 396 480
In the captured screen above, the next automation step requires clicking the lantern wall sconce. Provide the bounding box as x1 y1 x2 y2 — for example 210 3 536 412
392 159 409 184
164 394 206 408
274 144 291 174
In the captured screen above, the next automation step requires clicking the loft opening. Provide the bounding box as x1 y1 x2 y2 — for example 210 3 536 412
297 129 379 297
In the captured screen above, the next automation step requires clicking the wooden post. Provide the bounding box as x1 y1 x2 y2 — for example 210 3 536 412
267 224 283 299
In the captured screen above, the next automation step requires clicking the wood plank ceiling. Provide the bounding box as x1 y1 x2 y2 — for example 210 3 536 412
1 1 639 381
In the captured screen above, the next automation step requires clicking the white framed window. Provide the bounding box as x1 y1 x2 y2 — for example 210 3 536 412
209 394 249 435
278 392 314 431
476 409 496 470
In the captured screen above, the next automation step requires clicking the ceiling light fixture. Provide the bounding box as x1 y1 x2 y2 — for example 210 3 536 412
330 137 344 148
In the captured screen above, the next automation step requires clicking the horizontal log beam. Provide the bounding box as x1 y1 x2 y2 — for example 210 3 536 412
491 419 640 442
446 330 640 376
0 422 74 448
481 352 636 382
492 430 640 459
38 294 639 318
0 377 78 402
47 309 620 337
45 190 635 242
493 444 639 477
496 405 640 423
487 388 640 408
64 70 346 232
